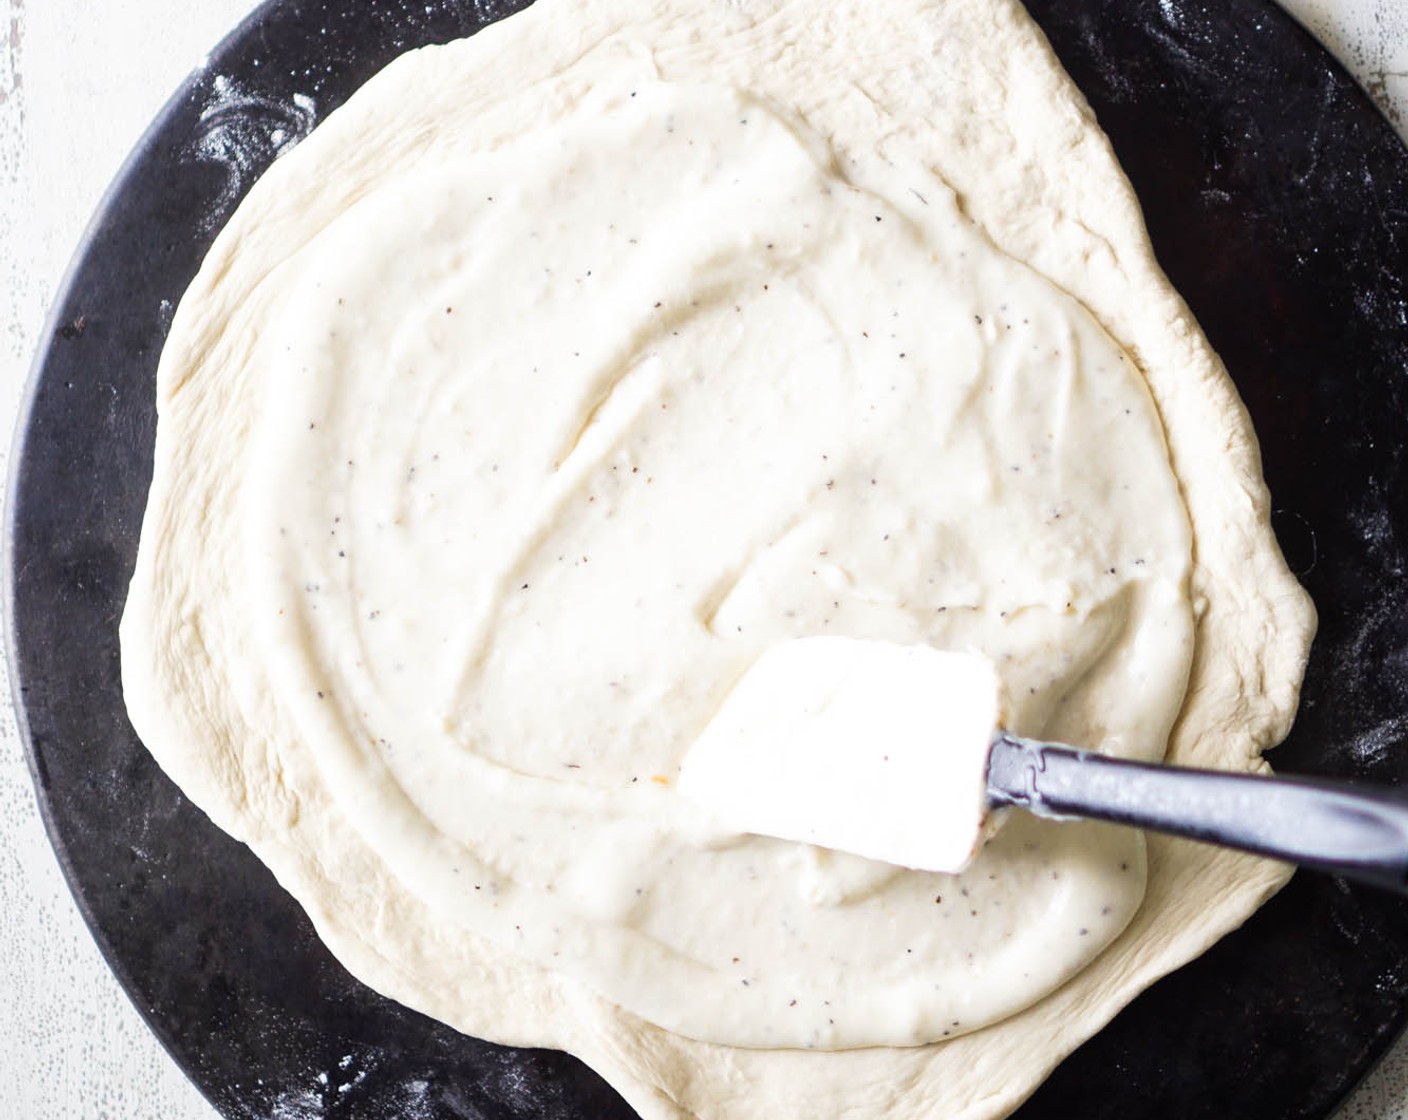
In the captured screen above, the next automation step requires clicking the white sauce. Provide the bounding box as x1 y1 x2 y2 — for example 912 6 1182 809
227 74 1193 1050
680 639 1005 874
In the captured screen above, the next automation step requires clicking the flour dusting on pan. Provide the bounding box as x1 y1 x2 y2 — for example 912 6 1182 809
186 75 317 231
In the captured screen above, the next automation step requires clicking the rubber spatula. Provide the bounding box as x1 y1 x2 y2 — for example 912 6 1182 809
677 637 1408 894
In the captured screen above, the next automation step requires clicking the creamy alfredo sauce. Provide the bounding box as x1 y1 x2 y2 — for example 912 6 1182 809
240 75 1193 1049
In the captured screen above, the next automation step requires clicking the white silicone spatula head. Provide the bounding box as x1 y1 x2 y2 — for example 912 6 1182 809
678 637 1003 873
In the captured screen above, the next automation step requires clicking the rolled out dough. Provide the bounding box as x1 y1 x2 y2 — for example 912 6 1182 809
120 0 1316 1116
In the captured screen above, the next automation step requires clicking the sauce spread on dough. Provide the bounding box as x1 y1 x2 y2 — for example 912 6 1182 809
232 76 1192 1049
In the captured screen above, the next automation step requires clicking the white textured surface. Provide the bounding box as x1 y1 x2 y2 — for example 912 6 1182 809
0 1 1404 1117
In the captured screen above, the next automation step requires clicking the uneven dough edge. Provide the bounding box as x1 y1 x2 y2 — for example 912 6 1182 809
119 0 1316 1118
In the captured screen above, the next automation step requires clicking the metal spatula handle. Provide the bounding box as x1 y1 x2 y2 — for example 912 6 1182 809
986 732 1408 894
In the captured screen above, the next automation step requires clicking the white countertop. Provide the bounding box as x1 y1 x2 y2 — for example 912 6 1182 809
1 1 1405 1117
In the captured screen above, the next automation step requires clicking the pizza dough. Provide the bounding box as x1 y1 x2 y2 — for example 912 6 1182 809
120 0 1316 1115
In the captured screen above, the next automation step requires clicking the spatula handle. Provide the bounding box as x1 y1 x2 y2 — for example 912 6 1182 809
986 732 1408 894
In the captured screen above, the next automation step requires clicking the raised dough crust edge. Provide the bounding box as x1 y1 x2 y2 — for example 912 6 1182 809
119 0 1317 1117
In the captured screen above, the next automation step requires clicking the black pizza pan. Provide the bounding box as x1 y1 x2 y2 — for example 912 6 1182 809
7 0 1408 1117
